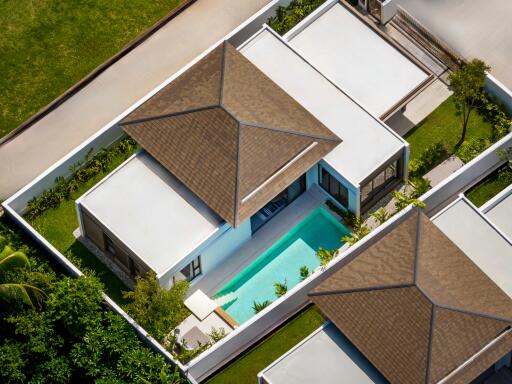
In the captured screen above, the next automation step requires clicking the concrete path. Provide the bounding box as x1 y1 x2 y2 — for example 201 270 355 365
0 0 270 199
386 79 452 136
424 155 464 187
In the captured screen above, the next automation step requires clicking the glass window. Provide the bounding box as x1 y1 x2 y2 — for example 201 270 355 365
179 256 202 282
104 235 116 255
361 181 372 203
319 165 349 208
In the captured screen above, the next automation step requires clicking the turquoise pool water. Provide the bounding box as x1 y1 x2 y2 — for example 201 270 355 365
214 207 349 324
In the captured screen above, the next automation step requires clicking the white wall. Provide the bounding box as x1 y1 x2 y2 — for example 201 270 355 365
200 220 252 277
485 73 512 115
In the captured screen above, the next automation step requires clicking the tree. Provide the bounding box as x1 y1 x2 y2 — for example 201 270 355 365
0 240 44 308
448 59 490 148
123 272 190 341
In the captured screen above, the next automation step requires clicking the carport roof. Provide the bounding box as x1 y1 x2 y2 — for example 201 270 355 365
310 208 512 384
120 41 340 227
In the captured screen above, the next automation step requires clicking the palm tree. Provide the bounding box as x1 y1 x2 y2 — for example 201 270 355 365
274 280 288 298
0 241 44 308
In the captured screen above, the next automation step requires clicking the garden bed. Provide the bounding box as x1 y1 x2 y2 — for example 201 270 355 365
466 165 512 207
405 94 510 177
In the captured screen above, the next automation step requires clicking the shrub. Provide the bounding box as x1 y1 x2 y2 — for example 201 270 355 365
478 93 512 141
456 137 491 163
369 207 390 224
274 280 288 298
342 225 370 246
393 191 427 211
123 272 190 342
408 177 432 198
299 265 310 281
268 0 326 35
26 137 138 220
409 142 448 178
316 247 336 266
253 300 272 314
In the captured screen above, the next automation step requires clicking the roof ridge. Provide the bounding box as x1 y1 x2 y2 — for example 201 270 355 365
434 303 512 324
413 208 422 284
425 303 436 384
308 283 415 297
239 121 341 143
119 105 220 126
219 41 228 106
233 121 241 227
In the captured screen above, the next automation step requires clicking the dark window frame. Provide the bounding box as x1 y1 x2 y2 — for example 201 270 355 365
318 165 349 208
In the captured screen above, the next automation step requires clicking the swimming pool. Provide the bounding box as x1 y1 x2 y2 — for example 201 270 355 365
214 207 349 324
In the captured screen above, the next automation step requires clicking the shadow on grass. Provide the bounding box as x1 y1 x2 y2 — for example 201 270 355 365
66 240 129 305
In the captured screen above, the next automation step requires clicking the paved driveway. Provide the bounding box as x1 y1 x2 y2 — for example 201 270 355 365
0 0 270 199
394 0 512 89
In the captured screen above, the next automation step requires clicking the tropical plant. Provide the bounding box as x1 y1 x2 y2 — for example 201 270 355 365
299 265 310 281
208 327 227 343
274 280 288 298
456 137 492 163
253 300 272 314
448 59 491 148
408 142 448 178
0 241 44 308
26 137 138 220
123 272 190 342
478 92 512 141
369 207 390 224
408 177 432 198
316 247 336 266
393 191 427 211
342 225 371 246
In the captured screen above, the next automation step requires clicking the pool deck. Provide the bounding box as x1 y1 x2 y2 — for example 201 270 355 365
189 185 329 298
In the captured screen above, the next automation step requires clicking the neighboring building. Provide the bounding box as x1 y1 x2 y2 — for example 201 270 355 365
260 208 512 384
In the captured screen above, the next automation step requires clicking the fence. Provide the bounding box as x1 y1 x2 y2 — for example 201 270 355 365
392 5 463 71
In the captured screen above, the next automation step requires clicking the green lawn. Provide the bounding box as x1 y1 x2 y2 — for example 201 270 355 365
405 96 493 160
0 0 181 138
466 167 512 207
207 306 325 384
27 148 137 303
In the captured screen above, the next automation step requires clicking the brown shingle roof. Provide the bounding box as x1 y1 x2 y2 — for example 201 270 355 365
121 42 340 226
310 209 512 384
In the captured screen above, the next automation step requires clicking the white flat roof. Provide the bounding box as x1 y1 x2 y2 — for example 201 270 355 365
240 29 404 185
481 184 512 241
286 2 429 117
432 198 512 298
260 323 386 384
79 151 222 275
